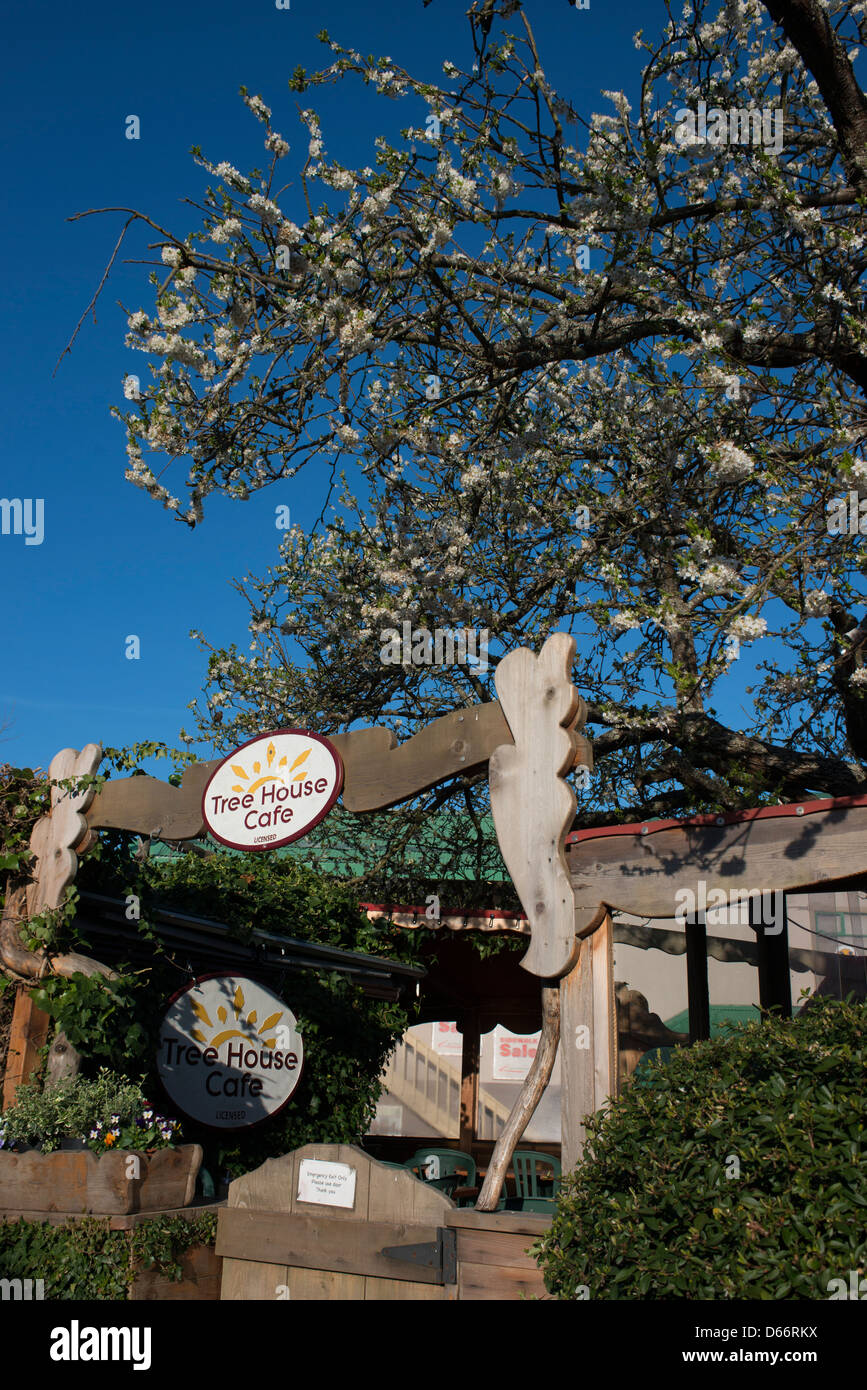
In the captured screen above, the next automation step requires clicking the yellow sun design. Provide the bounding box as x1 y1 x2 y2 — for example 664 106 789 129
229 741 313 795
189 986 284 1050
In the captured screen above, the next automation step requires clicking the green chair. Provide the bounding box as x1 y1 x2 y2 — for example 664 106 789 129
407 1147 477 1203
508 1150 561 1213
633 1045 677 1086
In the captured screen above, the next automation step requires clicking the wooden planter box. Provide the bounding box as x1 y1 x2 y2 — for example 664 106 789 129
0 1144 202 1215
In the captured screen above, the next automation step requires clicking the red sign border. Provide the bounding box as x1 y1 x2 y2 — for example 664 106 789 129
158 971 305 1133
201 728 344 852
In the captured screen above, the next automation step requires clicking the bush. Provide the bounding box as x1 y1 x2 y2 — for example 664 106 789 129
71 847 427 1178
535 996 867 1299
0 1211 218 1299
0 1068 158 1152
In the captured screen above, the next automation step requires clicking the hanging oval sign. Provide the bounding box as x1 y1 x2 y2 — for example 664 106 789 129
158 974 304 1129
202 728 343 851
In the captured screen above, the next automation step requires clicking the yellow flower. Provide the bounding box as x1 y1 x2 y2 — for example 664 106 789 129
104 1132 116 1146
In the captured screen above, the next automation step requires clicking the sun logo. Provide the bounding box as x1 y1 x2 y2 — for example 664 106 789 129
188 983 284 1050
228 740 312 795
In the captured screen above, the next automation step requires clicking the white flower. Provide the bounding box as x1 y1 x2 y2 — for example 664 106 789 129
245 94 271 122
821 282 848 304
460 464 486 491
213 162 248 189
210 218 242 244
446 168 477 207
247 194 282 224
128 310 149 332
327 169 356 191
265 133 290 157
728 615 767 641
706 441 755 480
611 610 642 631
158 300 193 328
804 590 832 616
161 246 183 267
850 668 867 687
849 458 867 485
698 560 740 593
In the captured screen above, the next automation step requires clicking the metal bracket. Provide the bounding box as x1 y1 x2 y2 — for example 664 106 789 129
380 1227 457 1284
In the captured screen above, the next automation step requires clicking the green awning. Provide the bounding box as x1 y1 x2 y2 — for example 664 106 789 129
663 1004 761 1037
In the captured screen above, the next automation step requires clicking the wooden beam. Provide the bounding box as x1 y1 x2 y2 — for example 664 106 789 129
568 799 867 925
560 912 617 1173
85 705 593 834
459 1011 480 1154
3 987 51 1109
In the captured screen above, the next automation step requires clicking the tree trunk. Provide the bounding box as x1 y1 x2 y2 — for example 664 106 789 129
475 983 560 1211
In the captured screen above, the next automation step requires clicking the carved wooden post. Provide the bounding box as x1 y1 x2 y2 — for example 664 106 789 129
479 633 587 1206
0 745 104 1092
489 632 584 981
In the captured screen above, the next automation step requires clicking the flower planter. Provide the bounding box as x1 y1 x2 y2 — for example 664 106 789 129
0 1144 203 1215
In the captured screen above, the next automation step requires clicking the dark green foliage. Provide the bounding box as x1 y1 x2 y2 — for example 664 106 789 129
0 1212 218 1299
75 848 426 1177
535 997 867 1300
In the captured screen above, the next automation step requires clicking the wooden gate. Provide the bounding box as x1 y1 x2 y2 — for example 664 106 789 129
217 1144 458 1300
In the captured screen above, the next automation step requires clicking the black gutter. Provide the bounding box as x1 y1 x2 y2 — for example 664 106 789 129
75 892 426 1002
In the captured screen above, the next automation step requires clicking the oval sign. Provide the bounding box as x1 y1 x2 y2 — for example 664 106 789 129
202 728 343 851
158 974 304 1129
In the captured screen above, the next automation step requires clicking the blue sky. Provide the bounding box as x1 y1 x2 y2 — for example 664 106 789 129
0 0 825 778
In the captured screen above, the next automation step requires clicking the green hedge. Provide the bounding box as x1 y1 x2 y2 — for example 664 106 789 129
0 1211 218 1300
535 996 867 1299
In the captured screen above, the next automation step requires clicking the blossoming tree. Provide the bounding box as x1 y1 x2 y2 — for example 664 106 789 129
86 0 867 880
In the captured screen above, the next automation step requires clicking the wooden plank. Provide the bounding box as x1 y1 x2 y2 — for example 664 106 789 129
0 1202 223 1230
217 1208 447 1284
337 703 592 814
2 987 51 1109
365 1148 454 1299
568 800 867 922
220 1145 456 1301
222 1255 290 1301
489 634 584 979
85 705 593 831
455 1228 541 1270
362 1273 451 1300
445 1209 552 1235
0 1150 90 1213
458 1261 548 1300
86 759 217 840
286 1268 364 1300
560 912 616 1173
